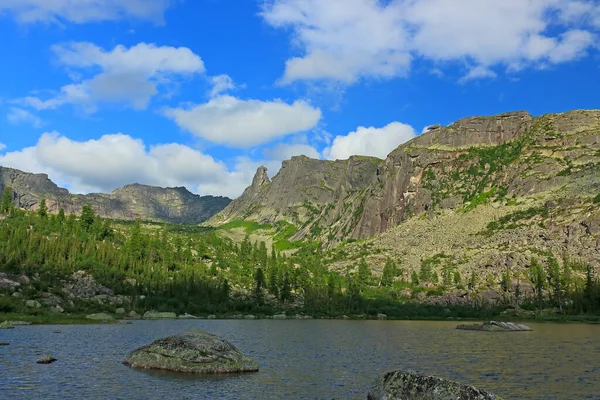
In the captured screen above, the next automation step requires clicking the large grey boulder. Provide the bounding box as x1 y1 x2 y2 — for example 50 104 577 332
368 370 501 400
456 321 532 332
123 329 259 374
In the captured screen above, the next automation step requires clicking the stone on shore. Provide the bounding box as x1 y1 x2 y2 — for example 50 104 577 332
0 321 15 329
272 314 286 320
143 311 177 319
377 313 388 320
456 321 532 332
368 370 501 400
123 329 259 374
86 313 114 321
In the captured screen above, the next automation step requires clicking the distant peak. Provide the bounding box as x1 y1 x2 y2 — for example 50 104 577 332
252 166 270 189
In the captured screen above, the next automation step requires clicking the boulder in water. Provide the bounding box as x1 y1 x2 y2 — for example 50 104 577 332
456 321 532 332
0 342 9 346
368 370 501 400
123 329 259 374
37 355 57 364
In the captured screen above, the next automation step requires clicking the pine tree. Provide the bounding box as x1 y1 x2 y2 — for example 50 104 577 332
254 267 265 303
38 199 48 218
57 208 65 224
357 258 371 290
1 187 13 214
80 205 95 231
529 257 546 313
381 257 396 286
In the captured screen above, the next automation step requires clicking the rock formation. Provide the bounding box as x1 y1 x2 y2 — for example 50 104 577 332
0 167 231 224
123 329 259 374
456 321 532 332
368 370 501 400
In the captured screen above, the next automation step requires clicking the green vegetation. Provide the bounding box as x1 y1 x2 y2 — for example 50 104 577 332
483 206 549 236
594 193 600 203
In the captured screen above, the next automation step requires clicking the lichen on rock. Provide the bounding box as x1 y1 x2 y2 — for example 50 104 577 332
368 370 501 400
123 329 258 374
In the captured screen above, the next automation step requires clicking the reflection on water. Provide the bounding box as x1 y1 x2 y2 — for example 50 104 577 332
0 320 599 399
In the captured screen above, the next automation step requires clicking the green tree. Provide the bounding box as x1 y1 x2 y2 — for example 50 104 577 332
80 205 95 231
529 258 546 313
57 208 66 224
453 270 462 286
1 187 13 214
419 260 432 283
357 258 371 290
547 255 562 311
381 257 396 286
38 199 48 218
254 267 265 303
411 270 420 285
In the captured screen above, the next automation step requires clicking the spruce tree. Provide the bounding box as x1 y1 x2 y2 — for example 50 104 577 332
38 199 48 218
381 257 396 286
1 187 13 214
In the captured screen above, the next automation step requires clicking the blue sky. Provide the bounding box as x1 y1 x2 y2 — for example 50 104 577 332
0 0 599 198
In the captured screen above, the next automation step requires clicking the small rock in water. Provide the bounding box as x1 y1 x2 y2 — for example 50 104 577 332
368 370 502 400
54 330 61 334
37 355 57 364
123 329 259 374
0 342 9 346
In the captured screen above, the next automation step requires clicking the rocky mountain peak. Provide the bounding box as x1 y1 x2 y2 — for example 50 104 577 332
251 166 271 189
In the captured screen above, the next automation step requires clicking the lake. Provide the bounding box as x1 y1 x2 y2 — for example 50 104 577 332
1 320 599 399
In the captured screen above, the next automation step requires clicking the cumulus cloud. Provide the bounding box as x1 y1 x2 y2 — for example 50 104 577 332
0 0 173 24
458 66 498 84
0 142 6 152
6 107 43 127
164 95 322 148
0 132 261 198
261 0 598 84
15 42 205 112
323 122 416 160
209 74 236 97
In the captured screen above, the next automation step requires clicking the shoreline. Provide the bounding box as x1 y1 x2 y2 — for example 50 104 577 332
2 312 599 326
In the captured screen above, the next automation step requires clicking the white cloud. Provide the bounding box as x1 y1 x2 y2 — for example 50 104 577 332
209 74 236 97
458 66 497 84
323 122 416 160
263 143 320 160
164 95 322 148
6 107 43 127
0 0 173 24
0 143 6 152
15 42 204 112
261 0 598 84
0 132 261 198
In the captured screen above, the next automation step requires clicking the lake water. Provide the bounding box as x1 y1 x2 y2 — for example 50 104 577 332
1 320 599 399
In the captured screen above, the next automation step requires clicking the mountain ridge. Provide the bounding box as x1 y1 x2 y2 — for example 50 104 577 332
0 166 231 224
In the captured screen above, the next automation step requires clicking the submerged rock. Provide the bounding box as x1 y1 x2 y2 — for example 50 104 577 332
368 370 501 400
456 321 532 332
123 329 259 374
37 355 57 364
0 342 9 346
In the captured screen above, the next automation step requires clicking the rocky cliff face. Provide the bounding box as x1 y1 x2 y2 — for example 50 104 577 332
209 155 380 240
209 110 600 251
0 167 231 224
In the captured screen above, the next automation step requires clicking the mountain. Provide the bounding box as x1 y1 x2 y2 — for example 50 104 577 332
0 167 231 224
209 109 600 273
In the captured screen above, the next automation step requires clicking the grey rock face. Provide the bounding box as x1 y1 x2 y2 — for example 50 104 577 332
368 370 501 400
456 321 532 332
0 168 231 224
123 329 259 374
